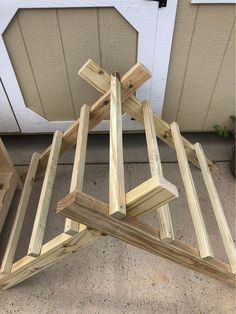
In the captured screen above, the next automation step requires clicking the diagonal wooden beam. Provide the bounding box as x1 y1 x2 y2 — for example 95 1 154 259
57 191 235 287
78 59 216 171
20 62 151 181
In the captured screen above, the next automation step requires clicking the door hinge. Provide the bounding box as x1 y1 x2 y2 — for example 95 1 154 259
149 0 167 8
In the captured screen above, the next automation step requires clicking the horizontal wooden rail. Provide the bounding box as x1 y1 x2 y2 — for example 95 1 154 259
1 153 40 274
143 100 174 242
170 122 213 259
28 131 63 257
195 143 236 273
64 104 90 235
57 191 235 286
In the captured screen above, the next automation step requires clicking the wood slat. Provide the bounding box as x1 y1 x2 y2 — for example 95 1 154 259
195 143 236 273
64 104 90 235
20 62 151 181
170 122 213 259
126 176 178 217
57 191 235 286
78 59 216 171
1 153 40 274
143 100 174 242
109 74 126 219
27 131 63 257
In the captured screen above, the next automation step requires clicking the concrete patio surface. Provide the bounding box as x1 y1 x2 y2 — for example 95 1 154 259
0 133 235 313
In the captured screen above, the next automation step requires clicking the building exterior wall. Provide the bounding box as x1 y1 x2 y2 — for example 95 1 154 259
163 0 235 131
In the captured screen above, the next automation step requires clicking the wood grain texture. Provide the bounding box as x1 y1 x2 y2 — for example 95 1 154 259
17 9 75 120
64 104 90 235
126 176 178 217
0 229 102 290
143 100 174 241
57 191 235 286
171 122 213 259
27 131 62 257
20 62 151 181
109 74 126 219
195 143 236 273
1 153 39 274
78 59 216 171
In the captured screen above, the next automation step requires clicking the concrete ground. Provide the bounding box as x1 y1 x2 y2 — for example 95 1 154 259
0 133 235 313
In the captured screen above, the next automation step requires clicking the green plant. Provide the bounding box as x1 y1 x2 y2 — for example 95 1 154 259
213 115 236 139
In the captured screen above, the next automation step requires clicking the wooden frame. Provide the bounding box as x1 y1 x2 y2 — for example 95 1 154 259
0 138 22 233
0 0 178 133
0 59 235 290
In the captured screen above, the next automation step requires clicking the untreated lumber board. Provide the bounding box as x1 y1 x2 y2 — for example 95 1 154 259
195 143 236 274
0 138 22 188
126 176 178 217
170 122 213 259
28 131 63 257
143 100 174 242
109 73 126 219
0 229 102 290
64 104 90 235
1 153 40 274
57 191 235 286
78 59 216 171
0 172 18 233
20 62 151 181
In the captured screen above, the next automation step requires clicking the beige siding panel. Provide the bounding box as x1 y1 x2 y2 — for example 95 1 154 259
57 8 101 117
17 9 75 121
162 0 198 124
176 5 234 130
203 25 235 131
98 8 137 76
3 16 45 118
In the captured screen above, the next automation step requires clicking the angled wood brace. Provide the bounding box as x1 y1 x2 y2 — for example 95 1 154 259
0 59 235 290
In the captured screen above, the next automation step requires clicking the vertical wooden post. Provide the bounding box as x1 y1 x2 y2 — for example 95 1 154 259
170 122 213 259
64 104 90 235
1 153 39 274
109 73 126 219
28 131 63 257
143 100 174 242
195 143 236 273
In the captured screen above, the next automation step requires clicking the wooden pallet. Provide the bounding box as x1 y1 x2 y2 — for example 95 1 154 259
0 139 22 233
0 60 235 290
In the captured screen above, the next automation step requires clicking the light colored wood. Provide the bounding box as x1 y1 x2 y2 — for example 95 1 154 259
195 143 236 273
203 24 235 130
20 62 151 181
170 122 213 259
0 229 102 290
163 3 234 130
78 59 216 171
64 104 90 235
27 131 63 257
57 191 235 286
0 172 18 233
126 176 178 217
109 74 126 219
143 100 174 242
1 153 40 274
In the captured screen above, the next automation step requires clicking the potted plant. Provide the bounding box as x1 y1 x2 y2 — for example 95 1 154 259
213 115 236 177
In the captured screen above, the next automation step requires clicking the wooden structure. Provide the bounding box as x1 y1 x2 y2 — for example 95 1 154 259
0 138 22 233
0 59 235 290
